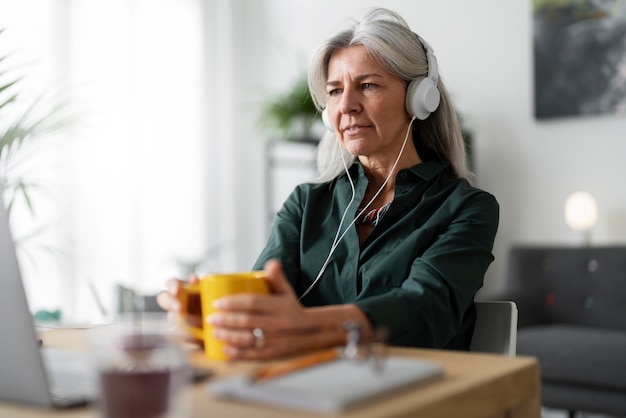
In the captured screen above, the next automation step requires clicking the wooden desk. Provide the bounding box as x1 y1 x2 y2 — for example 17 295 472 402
0 328 541 418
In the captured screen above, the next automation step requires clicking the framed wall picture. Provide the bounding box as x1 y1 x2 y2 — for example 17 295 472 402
533 0 626 119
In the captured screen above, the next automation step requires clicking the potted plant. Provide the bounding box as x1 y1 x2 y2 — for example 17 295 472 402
260 75 321 143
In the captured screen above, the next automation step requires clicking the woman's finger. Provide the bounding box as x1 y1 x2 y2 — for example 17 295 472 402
263 259 297 298
221 328 342 361
157 290 180 312
158 277 198 311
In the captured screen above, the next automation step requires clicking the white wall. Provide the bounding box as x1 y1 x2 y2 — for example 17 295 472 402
237 0 626 294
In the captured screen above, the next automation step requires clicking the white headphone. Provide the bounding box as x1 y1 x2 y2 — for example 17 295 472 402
322 35 440 132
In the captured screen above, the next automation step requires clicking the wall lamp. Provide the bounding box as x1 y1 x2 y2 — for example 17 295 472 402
564 191 598 245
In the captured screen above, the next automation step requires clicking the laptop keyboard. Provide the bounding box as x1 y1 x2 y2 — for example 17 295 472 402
50 370 98 402
42 348 99 406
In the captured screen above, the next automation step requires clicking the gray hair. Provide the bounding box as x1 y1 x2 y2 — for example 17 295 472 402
308 8 471 183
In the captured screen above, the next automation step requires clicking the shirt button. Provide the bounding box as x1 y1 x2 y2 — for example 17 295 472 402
399 172 408 179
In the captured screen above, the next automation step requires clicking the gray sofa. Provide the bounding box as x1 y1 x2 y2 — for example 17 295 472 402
500 246 626 417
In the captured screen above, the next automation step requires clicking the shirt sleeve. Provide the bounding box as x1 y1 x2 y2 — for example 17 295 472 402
354 190 500 349
252 186 304 286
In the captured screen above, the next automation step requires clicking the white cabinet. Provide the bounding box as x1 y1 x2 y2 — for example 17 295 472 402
265 140 318 231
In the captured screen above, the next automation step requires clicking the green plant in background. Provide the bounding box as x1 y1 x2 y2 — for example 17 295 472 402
533 0 616 20
0 28 74 219
260 76 320 142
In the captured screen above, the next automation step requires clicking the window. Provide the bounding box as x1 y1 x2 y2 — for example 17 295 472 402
2 0 208 321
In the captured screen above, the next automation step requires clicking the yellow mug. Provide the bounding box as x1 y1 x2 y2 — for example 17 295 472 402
177 271 269 360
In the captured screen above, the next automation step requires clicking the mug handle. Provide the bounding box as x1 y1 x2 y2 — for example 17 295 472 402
176 282 204 340
176 316 205 340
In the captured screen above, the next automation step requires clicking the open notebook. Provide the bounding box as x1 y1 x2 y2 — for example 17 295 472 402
0 182 98 407
210 355 444 413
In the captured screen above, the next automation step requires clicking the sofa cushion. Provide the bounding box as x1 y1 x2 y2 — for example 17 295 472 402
517 325 626 390
542 381 626 416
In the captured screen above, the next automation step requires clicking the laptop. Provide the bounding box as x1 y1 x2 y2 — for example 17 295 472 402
0 181 98 408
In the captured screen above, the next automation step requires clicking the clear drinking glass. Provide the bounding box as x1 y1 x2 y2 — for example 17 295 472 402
89 314 192 418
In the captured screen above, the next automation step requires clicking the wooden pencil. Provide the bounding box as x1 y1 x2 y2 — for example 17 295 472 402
251 347 341 382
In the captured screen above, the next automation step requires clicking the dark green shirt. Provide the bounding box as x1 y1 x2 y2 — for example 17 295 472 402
253 160 499 350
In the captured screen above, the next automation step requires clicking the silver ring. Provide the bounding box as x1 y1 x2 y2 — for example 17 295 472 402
252 328 265 349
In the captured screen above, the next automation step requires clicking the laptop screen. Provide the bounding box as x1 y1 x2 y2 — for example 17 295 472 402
0 181 53 406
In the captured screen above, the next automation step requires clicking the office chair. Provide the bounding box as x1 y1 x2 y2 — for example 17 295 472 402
115 284 165 314
470 301 518 356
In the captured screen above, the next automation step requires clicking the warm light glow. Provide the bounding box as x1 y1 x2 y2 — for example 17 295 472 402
564 191 598 232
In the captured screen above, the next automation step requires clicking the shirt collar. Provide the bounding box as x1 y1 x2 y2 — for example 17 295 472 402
405 159 449 181
345 159 449 181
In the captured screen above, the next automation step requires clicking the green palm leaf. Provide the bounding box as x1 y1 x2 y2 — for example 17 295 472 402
0 27 75 217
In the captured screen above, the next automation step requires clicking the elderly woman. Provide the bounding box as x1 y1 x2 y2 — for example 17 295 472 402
159 7 498 360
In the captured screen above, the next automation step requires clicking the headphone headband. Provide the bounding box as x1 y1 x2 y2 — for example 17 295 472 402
405 35 440 121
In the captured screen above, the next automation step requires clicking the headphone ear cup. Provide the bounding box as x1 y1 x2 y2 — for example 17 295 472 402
322 108 334 132
405 77 441 120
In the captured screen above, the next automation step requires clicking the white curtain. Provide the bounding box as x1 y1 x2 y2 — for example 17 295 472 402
1 0 211 321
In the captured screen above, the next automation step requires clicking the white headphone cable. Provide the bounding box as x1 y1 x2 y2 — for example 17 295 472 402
298 116 416 300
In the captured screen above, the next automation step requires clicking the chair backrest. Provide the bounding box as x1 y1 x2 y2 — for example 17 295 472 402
470 301 518 356
115 284 165 314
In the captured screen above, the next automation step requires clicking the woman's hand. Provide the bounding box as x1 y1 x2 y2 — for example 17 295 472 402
207 260 345 360
157 274 204 343
158 260 373 360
